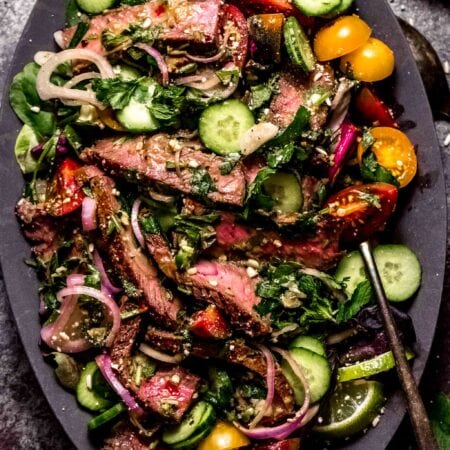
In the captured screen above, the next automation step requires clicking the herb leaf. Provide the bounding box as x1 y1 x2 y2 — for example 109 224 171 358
429 393 450 450
337 280 374 323
191 167 214 198
360 152 400 187
92 78 141 110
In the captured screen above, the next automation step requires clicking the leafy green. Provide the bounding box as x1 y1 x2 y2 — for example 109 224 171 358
101 22 160 50
14 124 40 174
66 0 86 26
10 63 56 139
190 167 215 198
429 393 450 450
151 84 188 127
140 214 162 235
248 74 279 111
266 142 295 169
121 0 148 5
293 211 321 236
245 167 276 211
91 77 142 110
173 214 218 269
68 21 90 48
220 152 241 175
336 280 374 323
360 152 399 187
255 263 339 330
269 106 310 147
361 129 375 150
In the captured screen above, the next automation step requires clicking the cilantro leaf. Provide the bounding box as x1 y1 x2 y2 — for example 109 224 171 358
360 152 400 187
191 167 214 198
248 74 279 111
92 78 141 110
245 167 276 211
267 142 295 169
429 393 450 450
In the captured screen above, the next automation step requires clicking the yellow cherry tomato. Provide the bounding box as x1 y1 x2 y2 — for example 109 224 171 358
97 108 126 131
198 421 250 450
357 127 417 187
340 38 395 81
314 15 372 61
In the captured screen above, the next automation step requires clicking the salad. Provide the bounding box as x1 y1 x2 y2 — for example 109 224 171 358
10 0 423 448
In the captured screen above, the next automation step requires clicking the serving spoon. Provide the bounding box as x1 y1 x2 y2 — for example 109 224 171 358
359 241 438 450
398 17 450 121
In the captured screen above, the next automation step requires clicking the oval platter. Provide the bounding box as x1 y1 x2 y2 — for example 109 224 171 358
0 0 446 449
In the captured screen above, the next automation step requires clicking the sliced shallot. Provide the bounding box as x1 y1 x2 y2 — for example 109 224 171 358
139 343 184 364
131 199 145 247
81 196 97 231
135 44 169 86
92 249 122 295
240 122 279 155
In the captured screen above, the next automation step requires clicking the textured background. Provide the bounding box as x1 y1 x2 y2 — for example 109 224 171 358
0 0 449 449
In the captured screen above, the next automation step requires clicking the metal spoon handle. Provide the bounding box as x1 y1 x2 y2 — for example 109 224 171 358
359 241 437 450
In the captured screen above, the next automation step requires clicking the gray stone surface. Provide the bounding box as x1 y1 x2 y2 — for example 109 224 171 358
0 1 448 449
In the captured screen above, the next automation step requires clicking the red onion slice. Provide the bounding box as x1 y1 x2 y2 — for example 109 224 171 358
329 120 359 185
248 345 275 429
139 343 184 364
186 48 226 63
66 274 86 287
81 197 97 231
234 347 311 440
131 199 145 247
93 250 122 295
135 44 169 86
96 354 144 416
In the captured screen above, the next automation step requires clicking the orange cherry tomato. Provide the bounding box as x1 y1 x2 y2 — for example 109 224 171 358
340 38 395 81
357 127 417 188
97 108 126 131
314 15 371 61
198 421 250 450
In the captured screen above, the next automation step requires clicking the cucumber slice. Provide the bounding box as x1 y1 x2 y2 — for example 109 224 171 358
284 16 316 72
324 0 354 18
162 401 216 445
289 336 326 357
76 362 114 412
172 426 213 449
263 171 303 214
199 100 255 155
373 245 421 302
76 0 117 14
335 245 421 302
282 348 331 404
87 403 126 430
293 0 341 17
116 99 160 133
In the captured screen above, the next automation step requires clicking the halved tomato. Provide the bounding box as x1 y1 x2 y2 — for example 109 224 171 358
325 183 398 241
198 421 250 450
191 305 231 340
353 87 397 128
47 158 85 216
357 127 417 188
222 4 249 69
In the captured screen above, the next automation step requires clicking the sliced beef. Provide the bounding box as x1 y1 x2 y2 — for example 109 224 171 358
62 0 221 54
145 234 271 336
101 422 158 450
213 213 342 270
137 367 200 422
110 300 142 391
81 134 246 206
81 168 182 328
16 198 62 263
268 63 336 130
145 326 187 355
222 340 295 424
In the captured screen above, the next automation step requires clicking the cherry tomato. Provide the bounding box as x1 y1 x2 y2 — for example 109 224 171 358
353 86 397 128
47 158 85 216
314 15 371 61
97 108 126 131
198 421 250 450
340 38 395 82
325 183 398 241
357 127 417 188
191 305 231 340
253 438 301 450
222 4 249 68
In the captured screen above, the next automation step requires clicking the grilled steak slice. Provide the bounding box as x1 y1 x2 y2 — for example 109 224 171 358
16 198 62 263
101 422 157 450
213 213 342 270
137 367 200 422
268 64 336 130
111 300 142 391
82 169 182 328
145 327 186 355
222 340 295 424
145 233 271 336
81 134 246 206
62 0 221 54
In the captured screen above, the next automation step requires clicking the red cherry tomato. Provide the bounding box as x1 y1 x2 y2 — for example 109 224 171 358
353 86 397 128
48 158 85 216
191 305 231 340
222 4 249 69
325 183 398 241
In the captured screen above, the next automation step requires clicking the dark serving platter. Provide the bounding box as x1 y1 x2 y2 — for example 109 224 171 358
0 0 446 449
